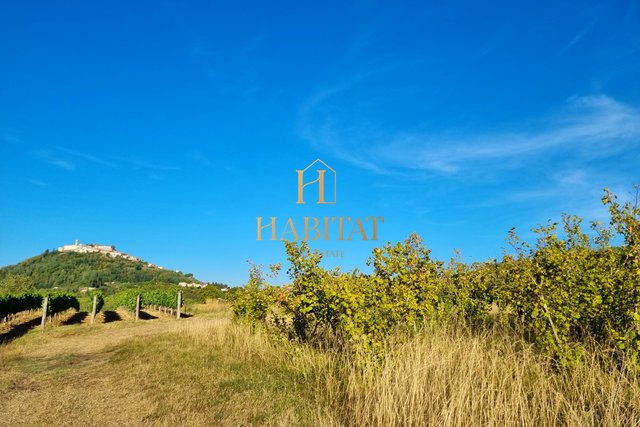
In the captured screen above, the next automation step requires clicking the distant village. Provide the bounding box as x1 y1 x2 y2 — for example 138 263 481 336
59 240 143 263
59 240 210 289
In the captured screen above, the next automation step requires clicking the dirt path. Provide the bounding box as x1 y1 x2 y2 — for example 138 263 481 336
0 304 314 427
0 316 230 426
0 308 101 344
0 306 166 347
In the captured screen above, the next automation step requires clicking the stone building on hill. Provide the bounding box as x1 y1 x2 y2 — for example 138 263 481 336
57 240 140 262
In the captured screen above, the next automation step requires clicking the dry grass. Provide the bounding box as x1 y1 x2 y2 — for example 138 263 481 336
186 298 229 316
0 302 316 426
299 322 640 427
1 302 639 426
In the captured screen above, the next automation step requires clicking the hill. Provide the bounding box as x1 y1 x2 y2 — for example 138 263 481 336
0 249 200 292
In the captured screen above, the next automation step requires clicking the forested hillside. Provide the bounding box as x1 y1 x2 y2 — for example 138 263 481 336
0 250 199 291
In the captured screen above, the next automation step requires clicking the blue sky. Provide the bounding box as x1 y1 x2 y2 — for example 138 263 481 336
1 1 639 285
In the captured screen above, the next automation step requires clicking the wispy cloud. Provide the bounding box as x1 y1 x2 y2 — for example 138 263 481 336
557 17 598 57
564 27 590 51
34 146 181 177
59 146 181 172
35 149 75 171
391 95 640 174
56 146 119 168
51 159 74 170
125 156 180 172
299 91 640 176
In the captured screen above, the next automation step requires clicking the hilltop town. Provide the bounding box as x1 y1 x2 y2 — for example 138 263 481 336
58 240 145 264
56 240 207 288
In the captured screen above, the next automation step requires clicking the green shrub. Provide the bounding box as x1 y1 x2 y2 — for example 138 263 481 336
231 262 281 327
494 189 640 363
231 188 640 365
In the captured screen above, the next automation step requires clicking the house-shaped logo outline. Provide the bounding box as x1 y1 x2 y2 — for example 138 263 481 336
296 158 336 204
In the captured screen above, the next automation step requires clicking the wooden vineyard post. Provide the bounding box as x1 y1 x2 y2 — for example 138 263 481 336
90 294 98 325
40 296 49 330
135 294 141 321
177 291 182 319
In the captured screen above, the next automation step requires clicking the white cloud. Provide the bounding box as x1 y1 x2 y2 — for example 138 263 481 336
35 149 75 171
57 147 119 168
33 146 180 176
125 157 180 172
49 159 75 171
299 91 640 176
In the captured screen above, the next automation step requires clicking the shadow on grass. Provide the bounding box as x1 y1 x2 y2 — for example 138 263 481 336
0 317 41 344
62 311 88 325
138 311 158 320
102 311 122 323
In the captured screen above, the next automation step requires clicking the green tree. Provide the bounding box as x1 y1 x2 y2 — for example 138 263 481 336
0 273 36 293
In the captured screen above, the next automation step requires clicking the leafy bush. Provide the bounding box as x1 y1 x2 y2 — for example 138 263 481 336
232 188 640 365
493 190 640 363
232 235 456 353
230 262 282 327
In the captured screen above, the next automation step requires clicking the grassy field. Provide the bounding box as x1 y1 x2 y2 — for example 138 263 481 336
0 302 321 426
1 301 639 426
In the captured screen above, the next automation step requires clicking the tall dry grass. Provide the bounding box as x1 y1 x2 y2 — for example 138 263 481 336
289 321 640 427
1 301 639 426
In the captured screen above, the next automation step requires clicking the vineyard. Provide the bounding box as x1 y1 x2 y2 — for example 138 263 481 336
112 288 183 313
0 292 43 319
89 291 105 314
232 188 640 366
1 291 79 320
45 293 80 315
0 286 185 344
